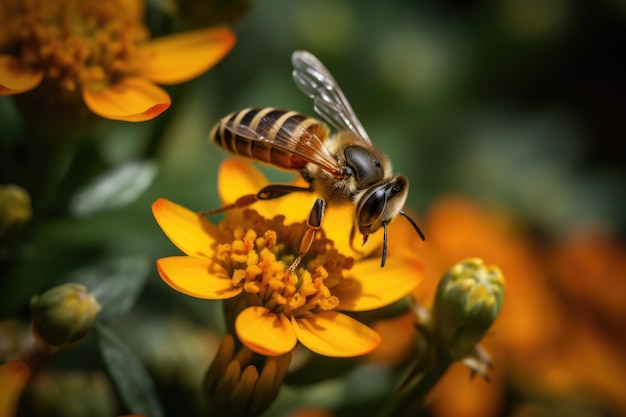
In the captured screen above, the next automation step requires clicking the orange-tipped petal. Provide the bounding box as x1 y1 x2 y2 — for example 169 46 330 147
292 311 381 357
0 56 43 96
335 256 421 311
157 256 241 299
152 198 223 258
0 360 30 417
235 306 297 356
138 27 236 85
82 77 170 122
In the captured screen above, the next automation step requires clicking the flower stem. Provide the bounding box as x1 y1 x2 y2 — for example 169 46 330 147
377 346 453 417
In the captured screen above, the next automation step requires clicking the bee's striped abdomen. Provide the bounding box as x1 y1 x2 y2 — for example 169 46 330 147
210 107 328 171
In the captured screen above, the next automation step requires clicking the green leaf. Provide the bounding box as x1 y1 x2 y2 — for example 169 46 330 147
96 323 164 417
70 160 157 218
65 256 151 323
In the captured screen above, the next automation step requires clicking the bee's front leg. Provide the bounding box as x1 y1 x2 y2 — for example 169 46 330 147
287 198 326 274
198 194 259 216
199 184 312 216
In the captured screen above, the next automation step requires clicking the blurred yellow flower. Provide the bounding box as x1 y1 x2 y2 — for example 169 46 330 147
153 159 422 358
0 0 235 122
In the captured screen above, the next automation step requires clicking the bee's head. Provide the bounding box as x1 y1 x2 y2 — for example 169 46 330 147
356 175 408 236
355 175 425 266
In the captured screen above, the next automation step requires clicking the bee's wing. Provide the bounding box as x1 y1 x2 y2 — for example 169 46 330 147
291 50 371 144
221 116 346 177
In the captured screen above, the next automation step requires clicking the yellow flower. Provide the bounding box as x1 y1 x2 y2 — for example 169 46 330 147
152 159 422 358
0 0 235 122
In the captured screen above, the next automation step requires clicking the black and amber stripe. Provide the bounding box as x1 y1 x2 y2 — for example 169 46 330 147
210 107 327 171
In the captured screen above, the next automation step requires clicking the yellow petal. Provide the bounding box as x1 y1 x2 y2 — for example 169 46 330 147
218 159 267 204
118 0 143 20
219 158 321 224
292 311 381 357
235 306 297 356
273 191 320 225
318 203 383 259
157 256 241 299
82 77 170 122
0 360 30 417
152 198 223 258
334 256 421 311
0 56 43 96
138 27 236 85
217 159 279 221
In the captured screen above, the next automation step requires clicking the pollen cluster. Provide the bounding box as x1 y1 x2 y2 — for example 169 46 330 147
0 0 148 92
216 210 354 317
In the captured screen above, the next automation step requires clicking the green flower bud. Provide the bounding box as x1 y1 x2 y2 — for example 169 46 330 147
0 184 32 235
31 283 101 347
432 258 504 359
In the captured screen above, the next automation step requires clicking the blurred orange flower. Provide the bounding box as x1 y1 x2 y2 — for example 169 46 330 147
385 194 626 417
153 159 423 358
0 361 30 417
543 231 626 413
0 0 235 121
0 360 148 417
548 231 626 340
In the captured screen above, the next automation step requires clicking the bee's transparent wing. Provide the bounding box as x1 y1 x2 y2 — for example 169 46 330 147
291 50 371 143
221 116 345 177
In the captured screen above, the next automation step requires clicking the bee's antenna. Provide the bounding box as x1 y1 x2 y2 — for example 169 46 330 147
399 211 426 241
381 221 388 267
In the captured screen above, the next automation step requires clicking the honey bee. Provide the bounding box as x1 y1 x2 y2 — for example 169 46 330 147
206 50 424 272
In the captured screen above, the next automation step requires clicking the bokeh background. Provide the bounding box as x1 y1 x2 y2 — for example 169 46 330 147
1 0 625 416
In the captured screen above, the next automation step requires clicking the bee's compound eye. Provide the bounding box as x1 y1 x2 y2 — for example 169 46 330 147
344 146 383 186
358 187 386 229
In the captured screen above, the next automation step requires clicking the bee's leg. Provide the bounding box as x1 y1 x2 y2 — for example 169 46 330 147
198 194 259 216
257 184 313 200
199 184 312 216
287 198 325 274
380 221 388 267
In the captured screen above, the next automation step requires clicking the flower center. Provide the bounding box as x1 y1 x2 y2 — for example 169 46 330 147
0 0 149 92
216 210 354 318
